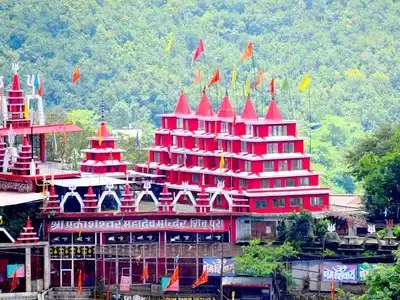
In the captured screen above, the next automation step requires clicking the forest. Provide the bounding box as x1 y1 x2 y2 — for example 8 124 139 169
1 0 399 193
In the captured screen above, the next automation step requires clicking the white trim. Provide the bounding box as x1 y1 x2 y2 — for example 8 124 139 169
0 228 15 243
98 191 121 212
210 191 233 212
60 192 84 213
135 191 159 211
172 190 196 211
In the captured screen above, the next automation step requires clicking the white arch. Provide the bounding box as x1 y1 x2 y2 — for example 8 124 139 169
135 191 159 212
172 190 196 210
210 191 233 212
98 190 121 212
60 192 84 213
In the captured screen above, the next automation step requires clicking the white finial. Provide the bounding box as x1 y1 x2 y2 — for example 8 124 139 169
105 183 114 192
143 180 151 190
367 224 376 234
182 181 189 192
217 180 225 189
69 184 77 192
327 223 336 233
12 63 19 74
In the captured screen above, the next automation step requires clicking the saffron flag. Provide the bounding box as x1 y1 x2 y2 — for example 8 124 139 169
38 80 43 97
244 78 251 97
165 34 174 53
193 68 201 85
141 263 149 284
10 265 18 292
98 126 103 146
231 64 237 89
72 67 81 84
52 131 58 153
193 40 204 63
254 68 264 88
241 41 253 62
192 269 208 288
78 269 83 294
270 78 275 98
219 153 225 170
208 67 220 87
299 73 311 91
232 111 237 127
136 254 142 265
165 265 179 291
24 99 29 119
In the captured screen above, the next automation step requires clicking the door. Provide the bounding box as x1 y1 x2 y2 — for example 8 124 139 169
61 269 72 287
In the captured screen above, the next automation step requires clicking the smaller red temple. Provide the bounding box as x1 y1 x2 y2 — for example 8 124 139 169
80 121 128 174
10 135 39 176
15 217 39 244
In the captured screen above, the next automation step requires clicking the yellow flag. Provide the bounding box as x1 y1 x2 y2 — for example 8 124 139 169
98 127 103 146
245 78 251 97
298 73 311 91
219 154 225 171
24 100 29 119
165 34 174 53
231 64 237 89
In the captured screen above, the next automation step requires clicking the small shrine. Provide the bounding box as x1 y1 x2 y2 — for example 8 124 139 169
15 217 39 244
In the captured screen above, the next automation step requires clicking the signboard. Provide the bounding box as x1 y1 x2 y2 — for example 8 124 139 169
203 258 235 276
7 264 25 278
166 232 229 243
322 263 358 283
120 275 131 292
0 179 33 192
358 263 392 281
49 218 226 233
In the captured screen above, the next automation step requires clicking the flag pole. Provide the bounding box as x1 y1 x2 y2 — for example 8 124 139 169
308 85 312 153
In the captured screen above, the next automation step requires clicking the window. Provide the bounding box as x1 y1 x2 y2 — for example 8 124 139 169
198 120 205 130
221 122 228 133
226 141 231 152
291 159 302 170
207 122 213 132
197 157 204 167
247 143 253 154
261 180 270 188
274 179 281 188
245 124 253 135
218 139 223 150
273 198 285 208
269 125 288 136
192 174 200 183
241 141 247 153
177 154 183 165
267 143 278 153
263 161 274 172
299 177 310 186
177 118 183 129
194 138 199 148
154 152 160 163
310 197 323 206
278 160 288 171
286 178 295 187
290 198 303 207
239 179 247 188
172 136 177 146
283 142 294 153
244 161 251 172
184 120 189 130
255 200 267 208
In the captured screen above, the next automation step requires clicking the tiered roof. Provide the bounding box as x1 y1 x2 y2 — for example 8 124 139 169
10 135 39 175
6 72 31 128
217 94 235 118
265 99 282 120
195 92 214 117
15 217 39 244
241 98 258 120
174 92 191 115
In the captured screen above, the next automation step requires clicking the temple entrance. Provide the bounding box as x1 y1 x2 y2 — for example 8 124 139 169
61 269 72 287
64 197 82 213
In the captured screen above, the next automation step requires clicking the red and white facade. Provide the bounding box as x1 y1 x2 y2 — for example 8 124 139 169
136 91 330 214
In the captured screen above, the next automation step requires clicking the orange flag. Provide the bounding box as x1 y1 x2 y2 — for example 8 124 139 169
165 265 179 291
72 67 81 84
232 111 237 128
254 69 264 89
241 41 253 62
38 80 43 97
192 269 208 288
270 78 275 98
78 269 83 294
141 263 149 284
208 67 220 88
10 265 18 292
193 68 201 85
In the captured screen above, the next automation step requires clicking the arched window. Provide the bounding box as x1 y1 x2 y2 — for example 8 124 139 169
101 195 119 211
63 196 82 213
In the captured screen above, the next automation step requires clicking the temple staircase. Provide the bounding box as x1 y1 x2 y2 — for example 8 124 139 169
45 288 92 300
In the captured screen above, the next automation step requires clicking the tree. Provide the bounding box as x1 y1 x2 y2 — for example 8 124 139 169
360 252 400 300
235 239 298 293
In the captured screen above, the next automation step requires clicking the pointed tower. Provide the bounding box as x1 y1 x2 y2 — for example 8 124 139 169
10 135 39 175
43 181 61 213
265 100 282 120
83 186 98 213
158 184 174 212
80 121 129 174
6 67 31 128
195 92 214 117
217 94 235 118
15 217 39 244
121 184 137 212
174 91 191 115
232 186 249 213
195 184 211 213
241 98 258 120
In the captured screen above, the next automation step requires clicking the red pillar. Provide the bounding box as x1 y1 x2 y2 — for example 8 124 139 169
40 133 46 162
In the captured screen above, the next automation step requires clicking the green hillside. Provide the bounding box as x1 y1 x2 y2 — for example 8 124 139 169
1 0 399 193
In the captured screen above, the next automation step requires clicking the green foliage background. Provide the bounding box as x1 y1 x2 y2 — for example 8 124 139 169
1 0 399 193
